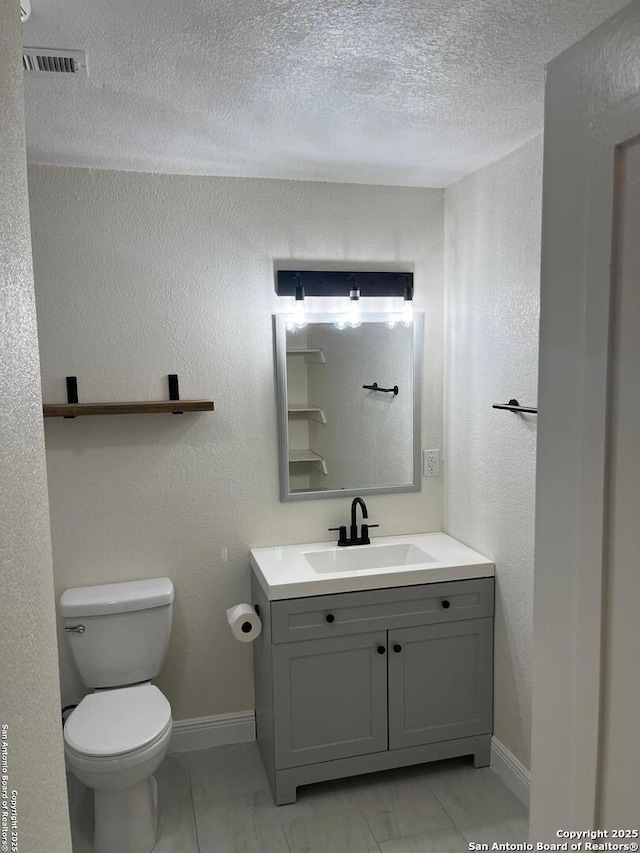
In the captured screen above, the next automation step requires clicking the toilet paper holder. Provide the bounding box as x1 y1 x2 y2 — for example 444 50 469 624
227 603 262 642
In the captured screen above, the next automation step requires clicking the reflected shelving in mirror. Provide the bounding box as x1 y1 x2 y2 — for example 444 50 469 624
288 449 328 475
287 403 327 424
286 348 326 363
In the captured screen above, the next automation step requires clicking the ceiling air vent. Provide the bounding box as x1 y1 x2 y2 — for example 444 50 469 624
22 47 88 76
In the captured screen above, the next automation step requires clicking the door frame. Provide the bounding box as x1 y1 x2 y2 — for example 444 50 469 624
531 1 640 836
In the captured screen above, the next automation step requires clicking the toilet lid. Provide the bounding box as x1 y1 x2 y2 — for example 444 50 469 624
65 684 171 757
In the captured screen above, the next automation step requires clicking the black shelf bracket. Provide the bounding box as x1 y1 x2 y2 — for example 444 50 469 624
64 376 78 418
168 374 183 414
62 374 187 415
493 398 538 414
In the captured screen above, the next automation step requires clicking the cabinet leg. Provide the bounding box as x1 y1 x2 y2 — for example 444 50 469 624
274 775 297 806
473 735 491 768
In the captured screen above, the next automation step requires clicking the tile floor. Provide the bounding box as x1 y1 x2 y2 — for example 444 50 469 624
67 742 529 852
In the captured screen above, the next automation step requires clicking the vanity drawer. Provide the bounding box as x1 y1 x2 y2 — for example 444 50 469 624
270 577 494 644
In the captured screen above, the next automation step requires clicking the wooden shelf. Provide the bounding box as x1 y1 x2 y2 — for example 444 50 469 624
288 449 328 475
287 403 327 424
43 400 214 418
286 348 326 364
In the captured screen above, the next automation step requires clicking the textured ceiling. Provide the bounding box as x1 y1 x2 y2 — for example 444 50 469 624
22 0 627 186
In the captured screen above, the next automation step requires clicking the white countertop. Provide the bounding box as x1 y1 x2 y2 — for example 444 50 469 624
250 532 494 600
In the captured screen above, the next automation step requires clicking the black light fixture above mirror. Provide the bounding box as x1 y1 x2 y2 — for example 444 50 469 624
276 270 413 298
277 270 414 330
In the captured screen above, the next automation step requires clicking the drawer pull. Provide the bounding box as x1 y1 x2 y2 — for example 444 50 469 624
393 643 402 653
441 600 451 609
325 613 335 623
377 645 386 655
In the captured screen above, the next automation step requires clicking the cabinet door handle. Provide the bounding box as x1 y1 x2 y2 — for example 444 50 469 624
376 645 386 655
441 599 451 609
393 643 402 653
325 613 335 623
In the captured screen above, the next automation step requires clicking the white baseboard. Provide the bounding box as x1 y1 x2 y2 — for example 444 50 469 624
490 735 531 809
169 710 255 753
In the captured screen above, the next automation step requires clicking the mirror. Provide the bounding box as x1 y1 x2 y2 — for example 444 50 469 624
274 313 422 501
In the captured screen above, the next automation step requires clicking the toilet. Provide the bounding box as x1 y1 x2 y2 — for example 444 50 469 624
60 578 174 853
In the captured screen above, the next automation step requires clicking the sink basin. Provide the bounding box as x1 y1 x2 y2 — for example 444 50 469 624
303 543 435 574
250 532 494 599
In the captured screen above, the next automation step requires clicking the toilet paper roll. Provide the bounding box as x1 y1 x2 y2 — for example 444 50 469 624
226 603 262 643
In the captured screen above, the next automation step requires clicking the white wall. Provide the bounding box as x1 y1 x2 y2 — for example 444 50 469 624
28 166 444 720
444 136 542 769
0 2 72 850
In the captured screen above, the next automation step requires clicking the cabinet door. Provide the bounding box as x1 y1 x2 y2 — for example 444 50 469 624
272 631 388 769
388 618 493 750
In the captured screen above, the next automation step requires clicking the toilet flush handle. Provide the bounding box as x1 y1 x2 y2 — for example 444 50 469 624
65 625 85 633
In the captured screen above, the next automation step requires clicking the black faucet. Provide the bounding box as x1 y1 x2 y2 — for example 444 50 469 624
329 497 379 547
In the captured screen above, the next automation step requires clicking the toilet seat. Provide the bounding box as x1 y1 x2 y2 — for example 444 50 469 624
65 683 171 757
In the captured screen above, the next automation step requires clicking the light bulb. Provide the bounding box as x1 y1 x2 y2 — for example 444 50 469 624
400 278 414 326
347 307 361 328
293 299 307 329
291 282 307 329
345 278 361 328
401 299 414 326
347 298 361 328
334 317 347 330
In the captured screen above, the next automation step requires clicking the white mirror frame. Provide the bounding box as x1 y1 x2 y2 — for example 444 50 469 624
274 312 423 502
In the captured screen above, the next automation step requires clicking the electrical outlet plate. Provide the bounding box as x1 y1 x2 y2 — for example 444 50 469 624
423 449 441 477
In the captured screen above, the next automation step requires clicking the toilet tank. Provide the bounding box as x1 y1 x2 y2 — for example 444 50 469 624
60 578 174 689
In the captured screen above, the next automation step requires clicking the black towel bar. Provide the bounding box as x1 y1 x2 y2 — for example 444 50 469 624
363 383 399 396
492 398 537 414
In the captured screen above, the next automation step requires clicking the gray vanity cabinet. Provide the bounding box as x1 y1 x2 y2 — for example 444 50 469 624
387 619 493 750
272 632 388 768
252 573 494 805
